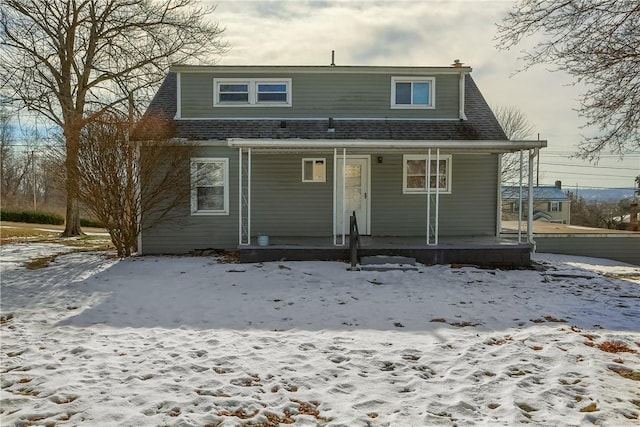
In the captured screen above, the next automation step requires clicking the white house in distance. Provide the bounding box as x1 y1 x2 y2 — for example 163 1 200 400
502 181 571 224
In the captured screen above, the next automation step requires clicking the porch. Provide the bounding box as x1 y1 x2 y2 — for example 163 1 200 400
238 235 532 267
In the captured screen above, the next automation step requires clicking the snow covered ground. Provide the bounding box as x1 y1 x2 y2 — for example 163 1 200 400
1 242 639 426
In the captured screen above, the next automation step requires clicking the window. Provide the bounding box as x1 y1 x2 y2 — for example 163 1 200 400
549 201 562 212
214 78 291 106
191 158 229 215
402 154 451 194
218 83 249 103
302 158 326 182
391 77 435 109
257 83 288 103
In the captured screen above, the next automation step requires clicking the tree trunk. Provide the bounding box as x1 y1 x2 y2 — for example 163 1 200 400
62 127 84 237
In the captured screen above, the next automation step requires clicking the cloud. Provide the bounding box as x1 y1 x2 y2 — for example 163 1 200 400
204 0 638 187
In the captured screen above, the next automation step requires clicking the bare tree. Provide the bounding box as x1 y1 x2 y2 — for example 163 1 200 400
0 0 227 236
71 112 193 257
0 108 35 207
493 105 536 184
496 0 640 160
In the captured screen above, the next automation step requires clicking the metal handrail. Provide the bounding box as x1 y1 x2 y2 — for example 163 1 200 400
349 211 361 269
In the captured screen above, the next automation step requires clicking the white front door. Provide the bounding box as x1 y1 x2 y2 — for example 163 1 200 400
336 156 370 235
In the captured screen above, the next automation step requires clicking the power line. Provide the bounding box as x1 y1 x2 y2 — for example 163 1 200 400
541 172 636 181
539 162 639 171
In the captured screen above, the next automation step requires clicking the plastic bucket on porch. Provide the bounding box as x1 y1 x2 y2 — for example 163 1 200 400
257 235 270 246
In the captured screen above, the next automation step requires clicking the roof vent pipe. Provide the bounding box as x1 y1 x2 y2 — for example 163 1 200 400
331 50 335 66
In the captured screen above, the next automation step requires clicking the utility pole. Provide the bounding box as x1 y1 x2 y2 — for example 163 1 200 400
31 149 37 210
536 133 540 186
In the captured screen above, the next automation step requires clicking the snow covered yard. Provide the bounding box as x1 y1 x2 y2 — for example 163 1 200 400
1 243 639 426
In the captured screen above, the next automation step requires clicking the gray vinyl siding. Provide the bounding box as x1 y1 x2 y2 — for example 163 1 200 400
180 72 459 119
371 154 498 236
140 150 498 254
251 153 334 236
140 145 239 254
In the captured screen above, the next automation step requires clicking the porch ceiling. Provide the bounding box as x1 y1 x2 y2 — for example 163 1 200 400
227 138 547 153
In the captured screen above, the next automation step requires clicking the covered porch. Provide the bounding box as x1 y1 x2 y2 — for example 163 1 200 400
228 138 546 267
238 235 532 267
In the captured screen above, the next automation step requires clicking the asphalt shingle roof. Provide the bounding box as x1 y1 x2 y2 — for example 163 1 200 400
502 186 571 202
145 71 508 141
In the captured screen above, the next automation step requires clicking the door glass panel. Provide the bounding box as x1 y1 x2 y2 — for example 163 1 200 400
345 164 361 212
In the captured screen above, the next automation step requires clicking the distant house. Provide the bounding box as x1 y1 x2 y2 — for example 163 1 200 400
502 181 570 224
139 63 546 266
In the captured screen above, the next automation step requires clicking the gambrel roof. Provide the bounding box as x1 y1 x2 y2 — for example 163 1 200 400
145 71 509 142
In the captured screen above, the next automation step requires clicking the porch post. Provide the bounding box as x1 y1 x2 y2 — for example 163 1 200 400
496 153 503 238
248 148 252 244
426 149 431 245
238 148 242 245
333 148 337 246
435 148 440 245
518 150 524 243
238 147 252 246
527 148 537 249
342 148 346 246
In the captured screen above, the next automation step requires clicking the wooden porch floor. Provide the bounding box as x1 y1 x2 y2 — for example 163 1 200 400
238 236 532 267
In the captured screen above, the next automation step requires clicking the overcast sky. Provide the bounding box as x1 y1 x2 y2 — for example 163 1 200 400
206 0 638 190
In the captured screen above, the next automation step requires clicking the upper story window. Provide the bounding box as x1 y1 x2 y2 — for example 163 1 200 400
218 83 249 103
214 78 292 107
391 76 435 109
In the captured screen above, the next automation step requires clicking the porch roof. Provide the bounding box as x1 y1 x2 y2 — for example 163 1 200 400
227 138 547 153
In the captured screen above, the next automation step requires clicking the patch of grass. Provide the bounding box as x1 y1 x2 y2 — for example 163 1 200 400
26 255 57 270
579 402 598 412
516 402 538 413
609 366 640 381
597 341 637 354
0 227 59 244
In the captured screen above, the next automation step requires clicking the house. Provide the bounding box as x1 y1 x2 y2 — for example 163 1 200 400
139 62 546 266
502 181 571 224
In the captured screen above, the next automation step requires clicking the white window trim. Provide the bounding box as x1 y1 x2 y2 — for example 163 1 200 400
391 76 435 109
213 78 292 107
301 158 326 182
191 157 229 215
402 154 452 194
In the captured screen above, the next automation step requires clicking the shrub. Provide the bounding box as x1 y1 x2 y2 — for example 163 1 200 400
80 218 105 228
0 210 64 225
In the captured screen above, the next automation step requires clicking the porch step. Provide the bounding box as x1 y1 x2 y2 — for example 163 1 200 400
359 255 418 272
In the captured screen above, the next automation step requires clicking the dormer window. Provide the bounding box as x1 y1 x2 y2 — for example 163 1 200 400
218 83 249 103
257 83 288 102
214 78 292 107
391 76 435 109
